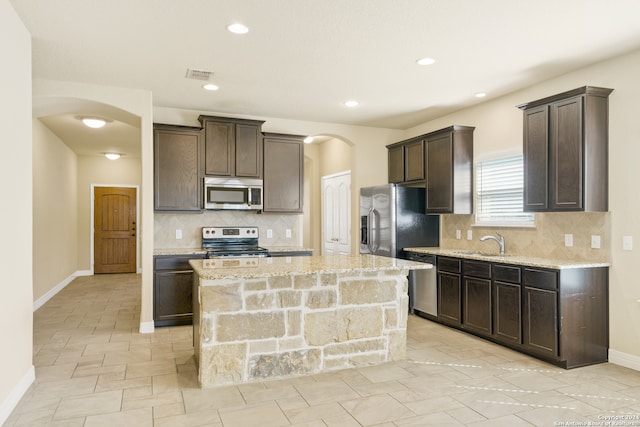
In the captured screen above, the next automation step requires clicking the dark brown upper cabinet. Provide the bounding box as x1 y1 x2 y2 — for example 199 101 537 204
387 137 425 184
387 126 474 214
198 115 265 178
263 133 304 213
425 126 474 214
153 124 203 212
518 86 613 212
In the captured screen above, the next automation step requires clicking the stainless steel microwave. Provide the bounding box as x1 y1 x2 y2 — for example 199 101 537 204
204 177 263 210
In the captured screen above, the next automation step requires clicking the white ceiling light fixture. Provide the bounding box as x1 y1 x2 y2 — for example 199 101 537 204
475 92 487 98
416 57 436 66
226 23 249 34
104 153 120 160
344 100 359 108
303 136 314 144
82 117 106 128
203 83 219 91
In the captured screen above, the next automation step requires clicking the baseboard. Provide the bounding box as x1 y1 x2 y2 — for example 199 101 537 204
609 349 640 372
75 269 92 277
33 272 77 312
139 321 155 334
0 365 35 426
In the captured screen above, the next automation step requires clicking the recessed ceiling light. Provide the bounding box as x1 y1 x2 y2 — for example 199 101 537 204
82 117 106 128
416 57 436 66
203 83 219 91
226 23 249 34
303 136 314 144
344 100 359 108
104 153 120 160
475 92 487 98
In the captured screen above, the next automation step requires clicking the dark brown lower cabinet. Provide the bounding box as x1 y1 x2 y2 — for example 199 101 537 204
154 254 205 327
523 285 558 358
462 260 492 336
429 254 609 369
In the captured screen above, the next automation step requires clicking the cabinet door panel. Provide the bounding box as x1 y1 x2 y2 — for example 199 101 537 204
235 124 262 177
404 139 425 182
263 137 303 213
388 145 404 183
463 277 492 335
426 134 453 212
523 286 558 358
154 270 193 325
523 106 549 211
493 281 522 344
204 121 234 176
154 127 202 211
438 272 461 326
550 96 583 210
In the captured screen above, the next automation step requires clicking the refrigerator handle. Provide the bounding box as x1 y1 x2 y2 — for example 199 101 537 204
368 208 378 253
367 208 374 253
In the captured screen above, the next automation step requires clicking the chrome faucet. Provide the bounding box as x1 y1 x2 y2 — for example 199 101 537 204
480 232 505 255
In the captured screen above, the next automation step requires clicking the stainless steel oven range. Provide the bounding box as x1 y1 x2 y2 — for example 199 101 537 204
202 226 269 258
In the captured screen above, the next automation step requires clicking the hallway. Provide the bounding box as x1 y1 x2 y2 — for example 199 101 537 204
6 273 640 426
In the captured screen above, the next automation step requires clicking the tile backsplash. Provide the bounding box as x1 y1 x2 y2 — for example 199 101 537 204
154 211 301 249
440 212 610 262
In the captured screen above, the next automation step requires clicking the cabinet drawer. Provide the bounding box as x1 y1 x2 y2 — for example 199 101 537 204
438 257 461 273
494 265 521 284
463 260 491 279
523 268 558 290
154 255 203 271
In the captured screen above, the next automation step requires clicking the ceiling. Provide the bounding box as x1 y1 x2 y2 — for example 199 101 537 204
10 0 640 158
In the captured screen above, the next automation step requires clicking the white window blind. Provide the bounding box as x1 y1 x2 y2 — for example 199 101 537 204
476 155 535 225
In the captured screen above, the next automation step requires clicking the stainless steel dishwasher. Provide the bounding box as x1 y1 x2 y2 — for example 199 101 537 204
406 252 437 317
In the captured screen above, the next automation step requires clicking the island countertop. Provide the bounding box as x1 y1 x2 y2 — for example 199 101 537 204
189 253 431 281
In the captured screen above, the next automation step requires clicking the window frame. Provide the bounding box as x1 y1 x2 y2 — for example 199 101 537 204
474 153 536 228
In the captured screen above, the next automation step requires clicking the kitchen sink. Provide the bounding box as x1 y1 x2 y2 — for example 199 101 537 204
449 250 511 258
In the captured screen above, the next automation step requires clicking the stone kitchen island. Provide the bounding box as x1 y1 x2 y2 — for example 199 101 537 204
189 254 430 388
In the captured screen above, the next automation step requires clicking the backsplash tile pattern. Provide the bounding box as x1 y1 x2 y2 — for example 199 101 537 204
154 211 301 248
440 212 610 262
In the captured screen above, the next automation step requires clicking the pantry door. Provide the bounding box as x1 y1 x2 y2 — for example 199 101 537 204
321 171 351 255
94 187 137 274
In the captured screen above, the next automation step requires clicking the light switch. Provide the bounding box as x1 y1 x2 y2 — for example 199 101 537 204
467 230 473 240
564 234 573 247
591 235 601 249
623 235 633 251
267 229 273 239
175 229 182 240
286 229 292 238
456 230 461 240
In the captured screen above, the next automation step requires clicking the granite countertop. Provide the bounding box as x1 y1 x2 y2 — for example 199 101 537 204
262 246 314 253
404 247 610 269
154 248 207 256
190 253 432 281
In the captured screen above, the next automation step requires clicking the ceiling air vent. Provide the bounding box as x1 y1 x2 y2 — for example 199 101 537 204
185 68 213 81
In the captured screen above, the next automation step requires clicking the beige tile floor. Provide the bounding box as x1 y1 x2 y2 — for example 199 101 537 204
6 273 640 426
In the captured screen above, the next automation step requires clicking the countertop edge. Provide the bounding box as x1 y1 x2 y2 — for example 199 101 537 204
404 247 610 269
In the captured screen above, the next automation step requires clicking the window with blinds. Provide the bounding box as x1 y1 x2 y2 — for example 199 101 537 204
476 154 535 226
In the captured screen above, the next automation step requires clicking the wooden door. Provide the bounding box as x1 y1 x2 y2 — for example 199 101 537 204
463 276 492 336
94 187 137 274
263 135 304 213
387 144 404 183
438 271 461 326
204 120 235 176
404 139 425 182
322 172 351 255
493 281 522 344
523 286 559 358
235 123 262 178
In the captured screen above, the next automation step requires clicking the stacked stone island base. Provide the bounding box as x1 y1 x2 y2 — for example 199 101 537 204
190 254 431 387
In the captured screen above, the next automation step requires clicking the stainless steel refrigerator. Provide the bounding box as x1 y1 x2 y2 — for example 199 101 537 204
360 184 439 258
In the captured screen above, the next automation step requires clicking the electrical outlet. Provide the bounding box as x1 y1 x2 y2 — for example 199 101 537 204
564 234 573 247
467 230 473 240
591 235 601 249
456 230 461 240
266 229 273 239
623 235 633 251
175 229 182 240
286 229 292 238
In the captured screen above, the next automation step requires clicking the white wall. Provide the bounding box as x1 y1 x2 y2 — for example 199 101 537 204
0 0 34 423
403 49 640 366
32 120 78 301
